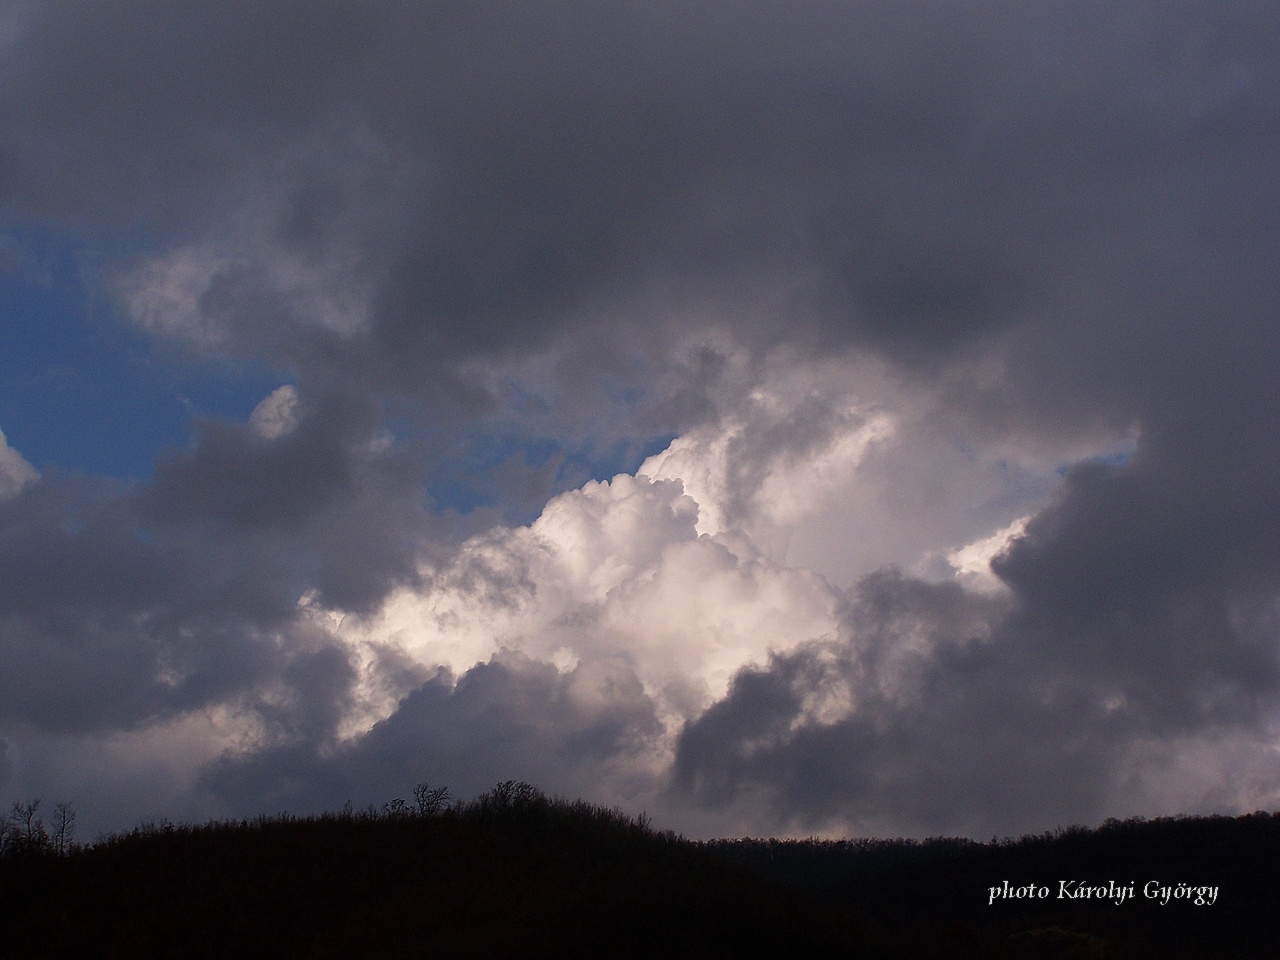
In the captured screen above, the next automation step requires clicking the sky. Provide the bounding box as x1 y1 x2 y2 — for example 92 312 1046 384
1 1 1278 841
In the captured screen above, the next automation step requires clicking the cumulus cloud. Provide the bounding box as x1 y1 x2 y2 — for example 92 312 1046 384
673 567 1280 838
638 375 894 546
206 372 1274 836
940 516 1029 594
201 651 669 818
0 427 38 500
0 468 343 734
248 384 301 441
339 468 841 720
0 1 1276 839
114 245 232 353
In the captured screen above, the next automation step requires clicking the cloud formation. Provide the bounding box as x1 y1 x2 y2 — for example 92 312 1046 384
0 427 38 500
0 1 1277 837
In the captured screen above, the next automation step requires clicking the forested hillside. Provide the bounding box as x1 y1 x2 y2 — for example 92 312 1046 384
2 786 1276 958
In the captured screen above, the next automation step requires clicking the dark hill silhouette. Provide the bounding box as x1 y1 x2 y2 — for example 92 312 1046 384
711 811 1280 959
2 785 1277 958
0 784 876 960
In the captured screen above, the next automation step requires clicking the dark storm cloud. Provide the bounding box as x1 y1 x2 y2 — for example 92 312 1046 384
674 534 1280 835
672 573 1051 833
4 2 1271 537
0 0 1277 833
991 407 1280 733
6 1 1274 399
0 388 429 731
201 652 664 817
675 231 1280 823
141 385 429 611
0 472 285 730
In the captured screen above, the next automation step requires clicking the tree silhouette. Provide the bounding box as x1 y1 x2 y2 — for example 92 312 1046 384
51 802 77 855
3 800 49 855
412 782 451 816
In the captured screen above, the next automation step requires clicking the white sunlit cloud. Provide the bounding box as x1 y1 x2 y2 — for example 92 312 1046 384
16 347 1148 835
34 342 1143 837
248 384 302 440
0 347 1213 839
334 470 845 738
637 394 895 545
325 355 1135 748
0 426 38 500
940 515 1030 594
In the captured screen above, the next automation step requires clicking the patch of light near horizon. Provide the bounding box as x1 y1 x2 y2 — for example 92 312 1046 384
0 705 263 836
1109 727 1280 825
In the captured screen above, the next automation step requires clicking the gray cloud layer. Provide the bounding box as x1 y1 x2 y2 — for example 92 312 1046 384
0 1 1276 835
201 652 665 819
675 563 1279 837
9 3 1274 390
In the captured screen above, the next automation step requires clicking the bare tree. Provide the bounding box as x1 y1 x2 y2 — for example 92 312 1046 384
486 780 542 810
51 801 77 855
383 797 410 818
413 782 451 816
7 800 49 854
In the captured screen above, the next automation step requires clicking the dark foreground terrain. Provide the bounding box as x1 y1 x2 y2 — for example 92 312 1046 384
715 810 1280 959
2 785 1276 958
